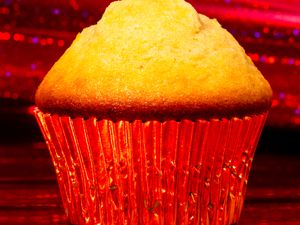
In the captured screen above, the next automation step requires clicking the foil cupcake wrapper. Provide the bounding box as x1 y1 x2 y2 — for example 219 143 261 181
34 108 267 225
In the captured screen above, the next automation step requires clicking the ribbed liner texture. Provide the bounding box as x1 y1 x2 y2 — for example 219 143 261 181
34 108 267 225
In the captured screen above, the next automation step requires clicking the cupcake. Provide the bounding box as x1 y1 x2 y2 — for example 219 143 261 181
34 0 272 224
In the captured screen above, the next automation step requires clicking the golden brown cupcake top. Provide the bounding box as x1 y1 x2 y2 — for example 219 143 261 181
35 0 272 120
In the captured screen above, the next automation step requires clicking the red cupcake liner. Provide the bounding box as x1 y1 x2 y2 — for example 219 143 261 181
34 108 267 225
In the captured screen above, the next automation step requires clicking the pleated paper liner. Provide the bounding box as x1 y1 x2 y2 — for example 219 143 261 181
34 108 267 225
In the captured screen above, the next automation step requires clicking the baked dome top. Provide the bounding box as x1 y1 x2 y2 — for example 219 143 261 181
35 0 272 120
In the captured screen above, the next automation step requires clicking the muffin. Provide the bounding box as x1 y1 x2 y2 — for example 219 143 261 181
34 0 272 224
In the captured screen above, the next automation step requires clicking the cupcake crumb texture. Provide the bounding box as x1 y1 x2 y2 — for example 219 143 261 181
35 0 272 120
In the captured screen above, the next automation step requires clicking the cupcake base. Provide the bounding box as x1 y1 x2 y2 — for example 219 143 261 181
34 108 267 225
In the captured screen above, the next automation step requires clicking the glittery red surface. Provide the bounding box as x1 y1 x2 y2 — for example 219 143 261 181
0 142 299 225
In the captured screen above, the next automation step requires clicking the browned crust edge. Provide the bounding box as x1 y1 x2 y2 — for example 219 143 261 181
36 100 271 121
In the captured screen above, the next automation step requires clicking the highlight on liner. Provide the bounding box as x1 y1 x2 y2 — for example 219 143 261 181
35 108 267 225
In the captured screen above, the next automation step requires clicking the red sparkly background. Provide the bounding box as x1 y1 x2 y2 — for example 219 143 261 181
1 0 300 127
0 1 300 224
